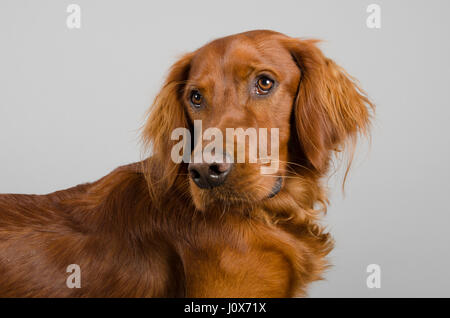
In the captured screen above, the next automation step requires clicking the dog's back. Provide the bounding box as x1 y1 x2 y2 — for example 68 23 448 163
0 163 185 297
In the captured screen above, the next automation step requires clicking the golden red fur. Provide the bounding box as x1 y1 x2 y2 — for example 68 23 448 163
0 30 373 297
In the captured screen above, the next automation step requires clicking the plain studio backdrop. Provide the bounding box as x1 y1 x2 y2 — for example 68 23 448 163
1 0 449 297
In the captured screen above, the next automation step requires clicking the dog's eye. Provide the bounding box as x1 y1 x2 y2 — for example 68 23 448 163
190 90 203 108
256 76 274 95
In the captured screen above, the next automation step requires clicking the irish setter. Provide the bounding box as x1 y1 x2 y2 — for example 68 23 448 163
0 30 373 297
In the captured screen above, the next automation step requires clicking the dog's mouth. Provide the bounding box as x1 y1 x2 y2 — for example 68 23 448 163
267 177 283 198
190 174 283 211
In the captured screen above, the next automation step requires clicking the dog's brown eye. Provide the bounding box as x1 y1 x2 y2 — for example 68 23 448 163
190 90 203 107
256 76 274 95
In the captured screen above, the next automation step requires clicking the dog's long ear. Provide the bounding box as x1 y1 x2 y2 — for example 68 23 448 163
141 52 194 200
285 39 374 175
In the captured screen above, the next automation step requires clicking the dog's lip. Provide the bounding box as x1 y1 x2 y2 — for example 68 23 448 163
195 176 283 203
267 177 283 198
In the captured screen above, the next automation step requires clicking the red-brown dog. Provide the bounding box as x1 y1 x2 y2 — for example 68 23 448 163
0 30 373 297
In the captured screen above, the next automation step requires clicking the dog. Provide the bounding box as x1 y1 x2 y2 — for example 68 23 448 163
0 30 373 297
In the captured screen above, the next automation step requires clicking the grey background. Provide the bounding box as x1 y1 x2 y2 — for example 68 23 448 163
1 0 449 297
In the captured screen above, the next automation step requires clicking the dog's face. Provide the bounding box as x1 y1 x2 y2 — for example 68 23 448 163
144 30 372 211
183 33 300 209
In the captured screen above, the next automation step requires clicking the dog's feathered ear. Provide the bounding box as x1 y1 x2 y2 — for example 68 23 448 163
285 39 374 174
141 52 194 199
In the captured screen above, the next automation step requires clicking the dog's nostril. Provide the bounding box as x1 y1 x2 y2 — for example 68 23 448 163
209 162 231 176
189 168 201 180
209 164 221 176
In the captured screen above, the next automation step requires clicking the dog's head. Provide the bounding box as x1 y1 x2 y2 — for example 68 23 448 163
143 30 373 211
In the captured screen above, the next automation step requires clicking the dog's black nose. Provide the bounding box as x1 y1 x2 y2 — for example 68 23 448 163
188 161 232 189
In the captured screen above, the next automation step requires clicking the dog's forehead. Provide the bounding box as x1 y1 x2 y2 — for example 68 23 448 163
189 33 295 80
